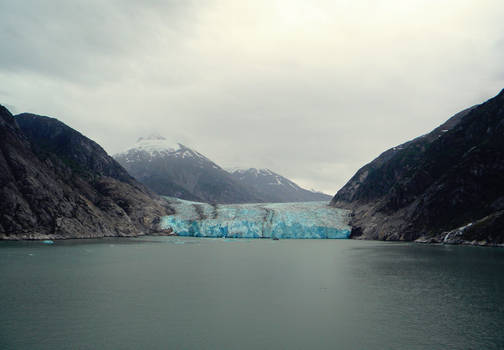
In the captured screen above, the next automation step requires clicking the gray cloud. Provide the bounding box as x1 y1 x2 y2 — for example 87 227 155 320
1 0 504 194
0 0 199 83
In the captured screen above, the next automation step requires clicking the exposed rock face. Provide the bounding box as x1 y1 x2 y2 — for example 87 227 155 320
228 168 331 203
332 89 504 245
0 107 172 239
114 136 263 204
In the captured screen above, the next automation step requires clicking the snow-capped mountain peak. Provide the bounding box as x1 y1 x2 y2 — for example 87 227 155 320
116 135 215 165
113 138 258 203
122 135 181 156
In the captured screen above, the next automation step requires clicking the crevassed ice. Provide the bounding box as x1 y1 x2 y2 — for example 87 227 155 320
161 197 351 239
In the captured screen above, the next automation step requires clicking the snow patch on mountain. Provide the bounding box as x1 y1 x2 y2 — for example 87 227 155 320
116 135 215 165
128 134 181 154
226 167 331 202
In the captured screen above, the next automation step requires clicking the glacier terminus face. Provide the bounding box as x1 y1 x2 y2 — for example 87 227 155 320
161 197 351 239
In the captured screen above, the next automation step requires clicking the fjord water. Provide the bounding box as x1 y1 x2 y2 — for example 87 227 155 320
1 238 503 350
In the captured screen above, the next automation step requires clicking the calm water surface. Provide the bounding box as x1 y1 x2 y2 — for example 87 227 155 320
1 238 503 349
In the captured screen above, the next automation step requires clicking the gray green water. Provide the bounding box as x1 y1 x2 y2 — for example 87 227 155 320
1 237 503 350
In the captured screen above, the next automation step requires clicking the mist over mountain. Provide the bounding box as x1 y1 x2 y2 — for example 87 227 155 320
332 89 504 245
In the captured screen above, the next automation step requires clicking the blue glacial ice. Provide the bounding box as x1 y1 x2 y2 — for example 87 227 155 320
160 197 351 239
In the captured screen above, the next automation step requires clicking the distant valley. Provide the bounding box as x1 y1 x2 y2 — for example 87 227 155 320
2 88 504 244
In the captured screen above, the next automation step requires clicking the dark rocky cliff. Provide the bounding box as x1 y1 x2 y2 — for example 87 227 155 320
332 89 504 245
0 107 172 239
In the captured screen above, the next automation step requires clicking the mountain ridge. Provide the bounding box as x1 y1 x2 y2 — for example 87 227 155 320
114 137 261 204
228 167 332 203
115 137 331 204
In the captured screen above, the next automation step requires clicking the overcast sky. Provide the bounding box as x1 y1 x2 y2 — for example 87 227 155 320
1 0 503 194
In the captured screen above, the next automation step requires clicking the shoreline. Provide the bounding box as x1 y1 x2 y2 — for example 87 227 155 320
2 233 503 248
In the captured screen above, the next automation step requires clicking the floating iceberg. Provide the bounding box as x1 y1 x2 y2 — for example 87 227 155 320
161 197 351 239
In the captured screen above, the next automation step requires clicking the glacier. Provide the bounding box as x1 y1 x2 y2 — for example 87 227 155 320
160 197 351 239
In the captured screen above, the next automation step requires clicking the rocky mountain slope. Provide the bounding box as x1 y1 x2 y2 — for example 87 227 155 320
0 107 172 240
228 168 331 202
332 89 504 245
114 136 261 204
